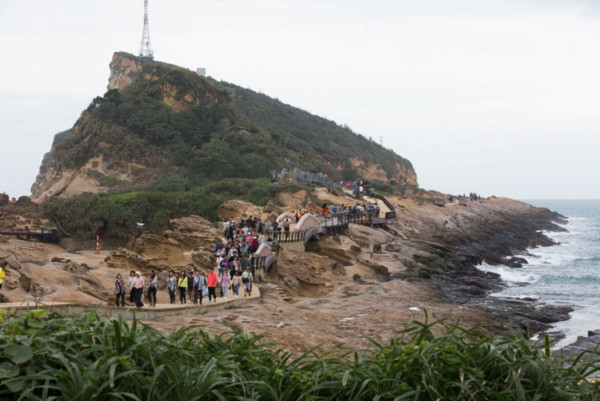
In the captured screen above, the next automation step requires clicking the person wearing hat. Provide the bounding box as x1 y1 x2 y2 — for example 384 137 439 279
132 271 145 308
241 267 253 297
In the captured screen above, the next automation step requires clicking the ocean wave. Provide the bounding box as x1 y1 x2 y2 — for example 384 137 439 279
477 263 539 284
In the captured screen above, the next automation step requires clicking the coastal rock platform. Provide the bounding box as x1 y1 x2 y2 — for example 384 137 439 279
0 190 580 353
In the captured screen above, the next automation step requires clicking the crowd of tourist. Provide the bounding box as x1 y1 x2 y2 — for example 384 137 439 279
449 193 483 202
111 199 381 308
113 230 262 308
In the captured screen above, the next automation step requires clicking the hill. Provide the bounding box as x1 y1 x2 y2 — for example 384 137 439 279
30 52 417 201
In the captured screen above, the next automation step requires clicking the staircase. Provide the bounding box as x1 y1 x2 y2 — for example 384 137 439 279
273 285 293 302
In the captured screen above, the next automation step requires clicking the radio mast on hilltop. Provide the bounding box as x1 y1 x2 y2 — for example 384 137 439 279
139 0 154 59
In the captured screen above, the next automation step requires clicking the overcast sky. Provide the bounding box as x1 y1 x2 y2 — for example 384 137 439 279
1 0 599 199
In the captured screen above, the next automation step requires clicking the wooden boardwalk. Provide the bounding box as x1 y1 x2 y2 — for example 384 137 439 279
0 229 58 242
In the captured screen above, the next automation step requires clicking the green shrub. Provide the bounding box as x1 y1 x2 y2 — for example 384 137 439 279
42 180 307 239
0 310 597 400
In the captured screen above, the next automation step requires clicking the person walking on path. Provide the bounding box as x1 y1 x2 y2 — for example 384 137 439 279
132 271 145 308
147 270 158 307
187 271 194 301
167 271 177 304
127 270 136 303
177 271 188 304
206 267 218 303
193 270 205 305
115 273 126 307
220 272 230 299
230 255 241 279
241 267 253 297
231 271 242 298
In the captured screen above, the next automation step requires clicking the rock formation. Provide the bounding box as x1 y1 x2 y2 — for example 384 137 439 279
107 52 152 91
106 215 222 273
31 52 417 202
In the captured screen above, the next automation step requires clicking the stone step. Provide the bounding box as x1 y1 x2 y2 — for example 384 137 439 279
273 285 293 302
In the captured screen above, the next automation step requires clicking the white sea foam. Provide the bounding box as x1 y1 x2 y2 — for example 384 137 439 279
490 200 600 350
477 263 538 284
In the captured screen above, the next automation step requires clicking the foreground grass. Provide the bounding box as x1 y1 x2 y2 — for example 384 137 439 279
0 310 598 400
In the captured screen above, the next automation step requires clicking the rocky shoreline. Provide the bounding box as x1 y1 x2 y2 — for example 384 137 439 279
384 197 573 335
439 208 573 334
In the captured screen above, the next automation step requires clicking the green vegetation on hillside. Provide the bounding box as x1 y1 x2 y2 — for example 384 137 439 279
0 310 597 400
214 79 414 180
42 179 305 239
48 59 414 191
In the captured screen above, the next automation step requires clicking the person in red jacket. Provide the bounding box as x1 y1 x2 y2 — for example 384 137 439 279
206 267 218 303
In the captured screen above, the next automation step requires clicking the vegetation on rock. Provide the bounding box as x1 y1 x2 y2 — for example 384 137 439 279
42 179 305 239
40 57 415 195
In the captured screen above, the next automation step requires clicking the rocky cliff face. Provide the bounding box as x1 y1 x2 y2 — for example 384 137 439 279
107 52 151 91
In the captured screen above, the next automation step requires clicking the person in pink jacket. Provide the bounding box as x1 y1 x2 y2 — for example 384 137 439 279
220 272 230 299
231 271 243 298
132 271 145 308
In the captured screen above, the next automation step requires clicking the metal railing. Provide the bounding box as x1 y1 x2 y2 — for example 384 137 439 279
251 254 278 274
272 230 306 243
0 228 58 243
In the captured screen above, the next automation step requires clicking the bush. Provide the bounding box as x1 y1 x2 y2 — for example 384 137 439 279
42 180 307 239
0 310 598 400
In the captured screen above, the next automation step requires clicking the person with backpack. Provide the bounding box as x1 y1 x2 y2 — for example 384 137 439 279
241 267 253 297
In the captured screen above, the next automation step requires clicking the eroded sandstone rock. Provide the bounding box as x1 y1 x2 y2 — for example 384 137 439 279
218 200 261 222
63 261 90 275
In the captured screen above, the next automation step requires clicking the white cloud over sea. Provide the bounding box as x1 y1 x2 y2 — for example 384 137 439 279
0 0 599 199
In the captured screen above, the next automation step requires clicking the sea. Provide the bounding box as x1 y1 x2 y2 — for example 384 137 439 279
477 199 600 349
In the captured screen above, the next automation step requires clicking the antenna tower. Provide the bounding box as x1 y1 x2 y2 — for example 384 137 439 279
139 0 154 59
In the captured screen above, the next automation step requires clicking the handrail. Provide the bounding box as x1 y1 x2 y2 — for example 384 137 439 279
272 230 306 243
0 229 59 243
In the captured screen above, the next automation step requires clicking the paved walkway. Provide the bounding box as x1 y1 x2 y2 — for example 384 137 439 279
0 286 261 321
